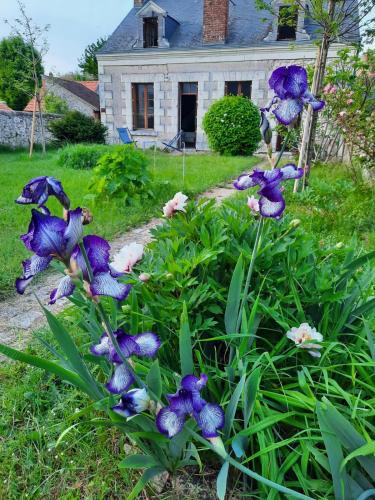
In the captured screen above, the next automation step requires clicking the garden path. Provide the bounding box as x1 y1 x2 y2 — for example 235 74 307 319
0 164 265 358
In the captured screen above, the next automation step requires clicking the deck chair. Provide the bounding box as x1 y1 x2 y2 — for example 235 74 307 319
162 130 183 152
117 127 136 145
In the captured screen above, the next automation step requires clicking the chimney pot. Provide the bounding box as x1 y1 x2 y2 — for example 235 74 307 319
203 0 230 44
134 0 143 7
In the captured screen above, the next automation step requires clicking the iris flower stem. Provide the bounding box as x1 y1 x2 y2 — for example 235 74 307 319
186 430 312 500
235 217 265 334
77 241 146 390
273 129 292 170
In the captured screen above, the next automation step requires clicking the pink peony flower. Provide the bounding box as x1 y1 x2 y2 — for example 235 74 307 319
247 196 260 213
286 323 323 358
323 84 332 95
111 242 144 274
163 192 188 218
329 86 337 94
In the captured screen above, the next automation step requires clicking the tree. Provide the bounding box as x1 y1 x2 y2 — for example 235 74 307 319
0 36 43 110
5 1 50 156
255 0 374 189
44 93 69 115
78 37 107 79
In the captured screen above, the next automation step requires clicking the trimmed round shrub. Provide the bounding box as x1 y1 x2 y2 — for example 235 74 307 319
203 96 261 156
47 110 107 144
57 143 113 169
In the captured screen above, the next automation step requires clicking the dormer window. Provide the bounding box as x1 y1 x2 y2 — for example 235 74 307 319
135 1 179 49
264 1 309 42
143 17 158 47
277 5 297 41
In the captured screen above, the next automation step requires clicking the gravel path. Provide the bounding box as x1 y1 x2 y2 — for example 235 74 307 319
0 166 264 358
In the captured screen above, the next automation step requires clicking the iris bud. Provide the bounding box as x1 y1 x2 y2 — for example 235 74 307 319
290 219 301 227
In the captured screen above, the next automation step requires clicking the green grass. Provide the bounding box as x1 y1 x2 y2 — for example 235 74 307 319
0 312 134 499
0 149 258 300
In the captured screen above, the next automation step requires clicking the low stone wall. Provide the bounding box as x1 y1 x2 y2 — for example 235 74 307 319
0 110 61 148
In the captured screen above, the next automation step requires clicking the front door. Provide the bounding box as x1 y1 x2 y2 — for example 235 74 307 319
179 82 198 148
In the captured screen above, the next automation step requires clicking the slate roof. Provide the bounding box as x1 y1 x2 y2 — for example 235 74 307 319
52 78 100 109
24 78 100 112
100 0 360 55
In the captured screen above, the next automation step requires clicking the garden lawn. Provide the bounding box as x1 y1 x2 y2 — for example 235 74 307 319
0 149 258 300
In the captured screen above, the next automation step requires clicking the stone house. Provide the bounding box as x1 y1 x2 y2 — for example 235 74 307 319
97 0 354 150
24 77 100 119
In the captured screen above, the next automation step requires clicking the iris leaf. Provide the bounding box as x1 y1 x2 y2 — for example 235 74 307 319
225 254 244 334
179 302 194 376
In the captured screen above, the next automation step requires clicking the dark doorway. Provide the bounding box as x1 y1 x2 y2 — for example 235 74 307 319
179 82 198 148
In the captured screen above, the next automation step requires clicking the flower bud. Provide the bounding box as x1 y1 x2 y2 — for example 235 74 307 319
81 207 93 225
260 112 272 145
139 273 151 282
165 273 174 281
122 304 131 314
290 219 301 228
335 242 344 249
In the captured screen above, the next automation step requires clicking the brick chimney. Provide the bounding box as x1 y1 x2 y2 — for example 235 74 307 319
203 0 229 44
134 0 143 7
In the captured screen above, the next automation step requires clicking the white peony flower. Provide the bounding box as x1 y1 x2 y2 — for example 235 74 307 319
111 242 144 274
286 323 323 357
163 192 188 218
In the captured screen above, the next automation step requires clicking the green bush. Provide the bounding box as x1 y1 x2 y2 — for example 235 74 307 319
203 95 261 155
44 93 69 115
47 111 107 144
116 197 375 497
57 143 113 170
90 144 152 204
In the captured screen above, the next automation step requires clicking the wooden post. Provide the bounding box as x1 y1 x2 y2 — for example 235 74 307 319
29 87 37 157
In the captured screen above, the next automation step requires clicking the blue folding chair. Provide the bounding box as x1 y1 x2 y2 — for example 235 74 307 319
162 130 183 152
117 127 136 145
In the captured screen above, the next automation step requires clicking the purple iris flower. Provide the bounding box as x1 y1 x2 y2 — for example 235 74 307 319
70 235 132 302
16 176 70 210
112 388 150 417
16 208 83 296
263 65 325 125
156 374 225 439
91 329 161 394
234 164 303 218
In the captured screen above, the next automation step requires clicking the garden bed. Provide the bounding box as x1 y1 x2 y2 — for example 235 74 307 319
0 162 374 498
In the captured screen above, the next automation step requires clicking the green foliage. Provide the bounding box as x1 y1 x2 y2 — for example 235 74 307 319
47 111 107 144
0 36 43 110
44 93 69 115
78 37 107 79
57 143 112 170
90 145 152 203
203 96 261 156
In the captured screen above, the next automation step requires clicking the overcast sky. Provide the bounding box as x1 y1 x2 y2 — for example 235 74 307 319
1 1 374 75
0 0 133 74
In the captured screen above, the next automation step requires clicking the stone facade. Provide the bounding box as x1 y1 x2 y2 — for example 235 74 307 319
98 45 341 150
0 110 60 148
45 79 96 117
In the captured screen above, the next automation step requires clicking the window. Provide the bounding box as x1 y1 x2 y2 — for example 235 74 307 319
132 83 154 129
277 5 297 41
143 17 158 48
225 81 252 99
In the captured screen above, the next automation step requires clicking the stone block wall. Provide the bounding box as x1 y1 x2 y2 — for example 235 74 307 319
0 110 60 148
